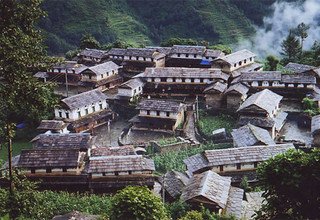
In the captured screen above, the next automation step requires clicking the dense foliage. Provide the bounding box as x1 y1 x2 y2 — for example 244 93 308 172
109 186 169 220
153 143 232 173
302 97 320 116
198 112 236 136
256 149 320 219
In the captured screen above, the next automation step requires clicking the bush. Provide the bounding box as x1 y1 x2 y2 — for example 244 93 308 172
109 186 169 220
178 210 203 220
166 200 191 220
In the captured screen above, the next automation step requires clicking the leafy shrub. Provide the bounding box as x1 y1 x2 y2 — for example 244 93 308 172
109 186 169 220
166 200 191 220
178 210 203 220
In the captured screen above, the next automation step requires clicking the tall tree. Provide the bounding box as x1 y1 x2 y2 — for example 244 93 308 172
280 31 302 65
292 22 310 50
264 55 280 71
256 149 320 220
79 33 100 49
0 0 57 199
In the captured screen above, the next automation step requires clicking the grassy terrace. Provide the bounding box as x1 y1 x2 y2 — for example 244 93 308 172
152 142 232 174
197 111 236 136
157 137 180 146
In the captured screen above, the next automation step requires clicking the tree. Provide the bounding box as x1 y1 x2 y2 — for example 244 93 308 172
79 33 100 49
256 149 320 219
292 22 310 50
109 186 169 220
0 0 58 203
280 31 302 65
160 37 197 47
264 55 280 71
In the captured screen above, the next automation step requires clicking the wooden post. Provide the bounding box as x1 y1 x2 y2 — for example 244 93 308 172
6 123 13 194
65 71 69 97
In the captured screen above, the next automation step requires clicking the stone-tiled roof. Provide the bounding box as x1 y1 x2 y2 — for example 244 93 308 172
108 48 127 56
184 144 294 174
34 133 93 150
17 149 81 169
215 49 256 65
136 99 184 113
119 78 144 89
231 62 263 78
224 83 249 96
171 45 206 55
281 74 316 84
241 71 282 81
88 155 155 173
204 82 227 93
81 61 119 76
238 116 275 128
143 67 228 79
225 187 244 219
204 49 225 58
51 61 87 74
91 146 137 157
79 48 108 59
60 89 108 110
284 62 316 74
311 115 320 134
37 120 68 131
162 171 190 199
146 46 172 55
237 89 282 115
181 170 231 209
231 124 275 147
125 48 165 59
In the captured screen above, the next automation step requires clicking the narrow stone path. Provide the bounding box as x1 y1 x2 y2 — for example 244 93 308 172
184 110 200 144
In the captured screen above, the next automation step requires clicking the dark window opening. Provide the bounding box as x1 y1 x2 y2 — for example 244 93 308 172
102 172 106 176
236 163 241 170
186 54 189 58
219 165 224 172
156 111 160 116
63 168 67 172
161 78 166 82
85 109 89 115
115 172 119 176
65 112 69 119
31 169 35 174
166 112 170 117
78 111 81 118
177 53 181 57
147 110 150 115
194 54 197 58
99 103 103 110
191 78 194 83
46 168 52 173
136 56 139 60
128 171 132 175
254 162 258 168
59 112 62 118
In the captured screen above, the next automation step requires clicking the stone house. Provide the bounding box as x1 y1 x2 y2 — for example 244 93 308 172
237 89 285 138
183 143 294 182
78 48 109 64
181 170 244 218
204 81 227 110
285 62 320 84
212 49 256 73
54 89 114 132
37 120 69 134
107 48 127 65
79 61 122 91
224 83 249 111
130 99 186 132
231 124 275 147
140 67 229 97
311 115 320 147
117 78 144 101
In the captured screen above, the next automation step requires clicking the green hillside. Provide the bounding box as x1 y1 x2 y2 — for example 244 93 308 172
39 0 285 55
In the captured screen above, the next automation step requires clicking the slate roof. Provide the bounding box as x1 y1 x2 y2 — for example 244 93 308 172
162 171 190 199
238 116 275 128
241 71 282 81
51 61 87 74
143 67 227 79
119 78 144 89
37 120 68 131
184 144 294 174
34 71 48 79
225 187 244 219
231 124 275 147
91 146 137 157
204 49 225 58
136 99 184 113
224 83 249 96
284 62 316 74
237 89 282 115
204 82 227 93
17 149 81 169
171 45 206 55
281 74 316 84
60 89 108 110
108 48 126 56
231 62 263 78
311 115 320 134
214 49 256 65
146 46 172 55
88 155 155 173
125 48 165 59
81 61 119 76
79 48 108 59
34 133 93 150
181 170 231 209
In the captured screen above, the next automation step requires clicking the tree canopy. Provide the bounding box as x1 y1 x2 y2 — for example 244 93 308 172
280 31 302 65
256 149 320 219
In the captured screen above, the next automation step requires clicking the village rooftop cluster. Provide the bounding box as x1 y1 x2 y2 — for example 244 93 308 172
2 45 320 218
